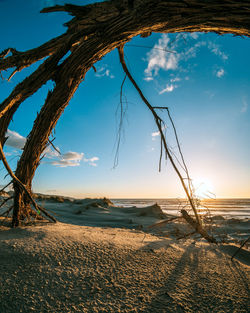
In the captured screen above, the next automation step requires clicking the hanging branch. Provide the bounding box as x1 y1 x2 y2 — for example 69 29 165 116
0 181 12 193
114 74 127 168
231 236 250 261
0 206 13 218
0 142 56 224
118 45 216 243
48 138 61 156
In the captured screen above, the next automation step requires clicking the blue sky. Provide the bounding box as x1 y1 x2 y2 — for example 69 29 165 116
0 0 249 198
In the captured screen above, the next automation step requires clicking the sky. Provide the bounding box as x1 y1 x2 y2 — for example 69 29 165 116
0 0 249 199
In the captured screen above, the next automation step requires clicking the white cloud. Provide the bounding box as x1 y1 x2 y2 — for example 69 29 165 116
181 41 206 60
208 42 228 60
144 77 154 82
5 129 26 150
4 129 98 168
152 131 160 138
43 145 60 159
61 151 83 161
151 125 166 140
144 34 178 79
50 159 81 168
95 65 114 79
170 77 181 83
83 156 99 167
159 84 176 94
51 151 84 167
216 68 225 78
144 34 229 84
241 98 248 113
189 32 199 40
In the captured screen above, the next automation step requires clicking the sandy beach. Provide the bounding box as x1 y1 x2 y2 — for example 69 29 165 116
0 195 249 312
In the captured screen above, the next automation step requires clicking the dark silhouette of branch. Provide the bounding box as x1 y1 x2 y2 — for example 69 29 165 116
118 45 216 243
114 74 127 168
0 196 13 209
231 236 250 261
0 181 12 193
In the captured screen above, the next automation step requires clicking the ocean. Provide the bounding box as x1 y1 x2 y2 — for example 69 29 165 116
112 198 250 219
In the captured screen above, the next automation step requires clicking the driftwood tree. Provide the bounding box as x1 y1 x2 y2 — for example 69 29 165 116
0 0 249 227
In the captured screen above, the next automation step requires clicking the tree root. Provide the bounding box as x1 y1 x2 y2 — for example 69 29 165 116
0 142 56 226
181 209 217 243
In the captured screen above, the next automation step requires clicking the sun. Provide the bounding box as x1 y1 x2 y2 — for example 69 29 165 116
192 178 216 199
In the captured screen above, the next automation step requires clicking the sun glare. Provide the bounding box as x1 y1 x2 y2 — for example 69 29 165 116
192 178 216 199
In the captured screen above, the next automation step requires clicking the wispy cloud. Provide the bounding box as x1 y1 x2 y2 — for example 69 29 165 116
47 151 98 168
170 77 181 83
144 34 228 84
216 68 225 78
5 129 26 150
208 42 228 61
4 129 99 168
241 98 248 113
159 83 176 94
51 152 99 168
95 65 114 79
151 125 166 140
50 159 81 167
143 77 154 82
181 41 206 61
152 131 160 138
189 32 200 40
84 156 99 167
144 34 178 80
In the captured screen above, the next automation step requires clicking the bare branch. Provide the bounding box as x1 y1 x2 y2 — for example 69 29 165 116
231 236 250 260
0 181 12 193
114 74 127 168
181 209 216 243
0 46 69 119
118 45 217 243
0 34 67 72
0 196 13 209
48 138 61 156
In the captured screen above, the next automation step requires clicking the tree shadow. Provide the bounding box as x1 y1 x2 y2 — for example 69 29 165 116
145 243 250 312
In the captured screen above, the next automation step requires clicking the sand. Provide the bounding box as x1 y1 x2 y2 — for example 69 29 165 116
0 195 249 312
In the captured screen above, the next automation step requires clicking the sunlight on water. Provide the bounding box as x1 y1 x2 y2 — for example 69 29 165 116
112 198 250 219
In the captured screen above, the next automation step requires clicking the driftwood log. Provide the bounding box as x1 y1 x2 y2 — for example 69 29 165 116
0 0 249 226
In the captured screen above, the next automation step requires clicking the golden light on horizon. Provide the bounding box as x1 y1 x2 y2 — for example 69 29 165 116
192 177 216 199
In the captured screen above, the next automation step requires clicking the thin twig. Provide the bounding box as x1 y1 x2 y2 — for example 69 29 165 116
147 216 181 229
166 107 193 196
0 181 12 193
118 45 201 225
231 236 250 261
8 67 21 81
177 230 196 240
48 138 61 155
0 205 13 217
118 45 217 243
113 74 127 168
0 196 13 209
159 137 163 172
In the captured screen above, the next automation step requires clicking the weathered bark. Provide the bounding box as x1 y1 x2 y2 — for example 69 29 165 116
12 73 82 226
181 209 217 243
0 0 249 226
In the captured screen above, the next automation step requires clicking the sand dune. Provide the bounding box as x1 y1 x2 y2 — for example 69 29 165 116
0 195 249 312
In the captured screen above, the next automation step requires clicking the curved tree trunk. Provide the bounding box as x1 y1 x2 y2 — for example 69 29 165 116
12 73 82 227
0 0 249 226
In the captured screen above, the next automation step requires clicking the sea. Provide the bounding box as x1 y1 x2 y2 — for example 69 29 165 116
112 198 250 219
